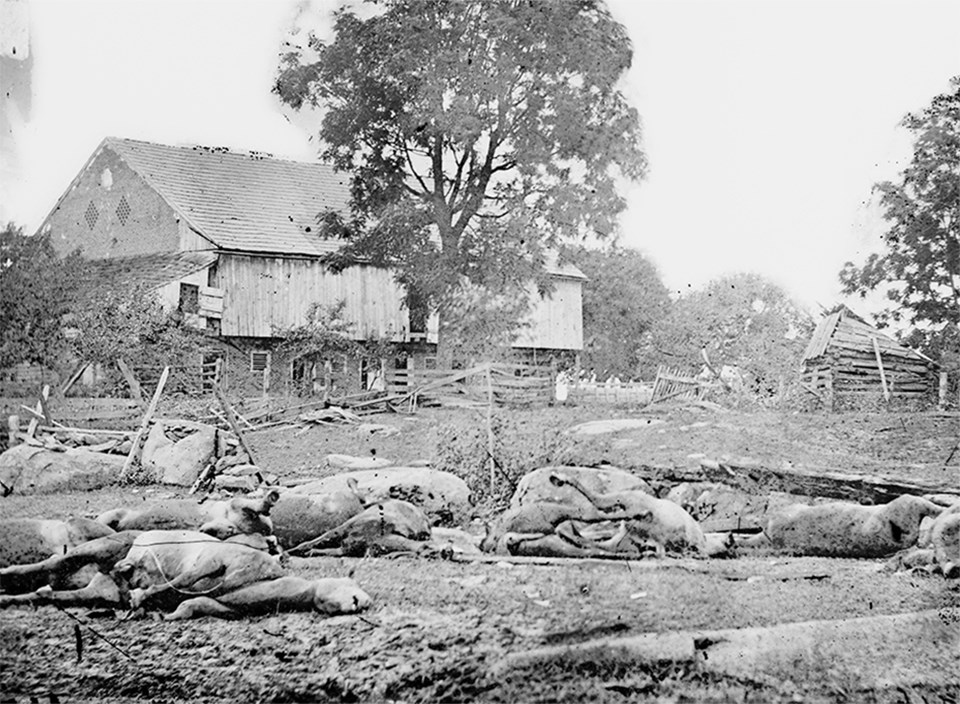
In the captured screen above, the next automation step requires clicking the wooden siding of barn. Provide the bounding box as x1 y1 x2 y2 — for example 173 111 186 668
801 312 935 410
217 254 414 341
514 278 584 351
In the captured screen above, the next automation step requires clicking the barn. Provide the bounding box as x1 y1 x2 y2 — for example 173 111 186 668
799 306 937 411
39 137 585 396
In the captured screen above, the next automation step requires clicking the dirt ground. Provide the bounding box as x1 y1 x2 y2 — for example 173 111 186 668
1 402 959 702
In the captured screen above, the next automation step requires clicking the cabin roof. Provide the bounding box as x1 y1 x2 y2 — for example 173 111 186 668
802 305 932 364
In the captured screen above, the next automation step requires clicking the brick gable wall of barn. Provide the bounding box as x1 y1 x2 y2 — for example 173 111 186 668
43 146 182 258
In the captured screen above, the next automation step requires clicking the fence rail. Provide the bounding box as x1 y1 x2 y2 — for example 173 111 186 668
386 361 554 407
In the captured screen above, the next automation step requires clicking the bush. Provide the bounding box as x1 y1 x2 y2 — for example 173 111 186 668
432 408 576 513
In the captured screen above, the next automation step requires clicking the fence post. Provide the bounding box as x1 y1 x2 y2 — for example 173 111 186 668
7 415 19 447
486 363 495 495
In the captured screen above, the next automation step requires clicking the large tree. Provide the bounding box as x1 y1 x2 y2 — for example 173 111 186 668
839 77 959 347
570 244 670 379
275 0 646 361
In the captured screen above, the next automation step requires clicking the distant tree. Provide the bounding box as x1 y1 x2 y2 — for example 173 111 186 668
275 0 647 362
839 77 959 353
570 245 670 379
640 273 813 399
0 223 82 369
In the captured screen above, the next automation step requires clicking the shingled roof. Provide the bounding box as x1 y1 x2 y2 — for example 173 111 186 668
82 251 218 291
104 137 351 257
86 137 584 279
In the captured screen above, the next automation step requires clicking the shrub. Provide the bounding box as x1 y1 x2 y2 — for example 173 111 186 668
433 408 576 513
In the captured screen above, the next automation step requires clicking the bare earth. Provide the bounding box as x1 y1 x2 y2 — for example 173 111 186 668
1 404 958 703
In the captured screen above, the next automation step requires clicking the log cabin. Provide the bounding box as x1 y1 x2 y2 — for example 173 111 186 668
39 137 585 396
800 306 937 411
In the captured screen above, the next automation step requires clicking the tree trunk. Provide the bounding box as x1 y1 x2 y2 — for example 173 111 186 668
435 306 455 369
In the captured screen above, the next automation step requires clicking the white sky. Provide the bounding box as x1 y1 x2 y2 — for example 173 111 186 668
2 0 959 315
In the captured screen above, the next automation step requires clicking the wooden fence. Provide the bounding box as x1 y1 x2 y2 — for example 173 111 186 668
651 365 701 403
567 380 653 405
386 361 554 408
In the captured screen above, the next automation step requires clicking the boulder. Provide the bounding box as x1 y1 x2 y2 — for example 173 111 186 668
0 444 125 495
214 475 257 493
223 463 262 477
142 422 217 487
511 466 653 511
292 467 472 525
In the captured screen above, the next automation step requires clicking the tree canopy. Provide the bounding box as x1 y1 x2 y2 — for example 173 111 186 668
570 244 669 378
640 273 813 398
275 0 646 358
839 77 959 344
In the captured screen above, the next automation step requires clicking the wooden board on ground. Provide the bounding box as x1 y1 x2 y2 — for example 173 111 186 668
699 458 960 504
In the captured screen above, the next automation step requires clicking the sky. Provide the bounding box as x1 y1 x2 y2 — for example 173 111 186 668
1 0 958 316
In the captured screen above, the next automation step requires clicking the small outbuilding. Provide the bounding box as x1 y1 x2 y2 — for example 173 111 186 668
800 306 937 411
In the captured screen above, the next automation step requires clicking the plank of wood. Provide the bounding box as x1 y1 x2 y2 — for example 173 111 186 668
119 366 169 482
60 362 89 395
699 458 958 504
872 337 890 402
116 358 146 409
39 425 131 436
25 385 51 439
213 383 259 468
449 553 646 568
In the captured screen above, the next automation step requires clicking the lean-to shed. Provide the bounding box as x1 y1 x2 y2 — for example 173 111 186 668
800 306 936 410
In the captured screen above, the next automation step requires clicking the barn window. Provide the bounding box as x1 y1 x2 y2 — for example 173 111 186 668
250 351 271 373
178 283 199 314
206 261 219 287
84 202 99 229
406 286 428 335
116 196 131 225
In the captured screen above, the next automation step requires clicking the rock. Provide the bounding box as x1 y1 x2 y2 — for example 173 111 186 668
564 418 665 436
325 454 394 470
429 527 482 555
215 454 249 472
0 444 125 494
141 422 173 463
292 467 472 525
223 463 262 477
142 423 217 487
511 466 654 510
214 475 257 493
